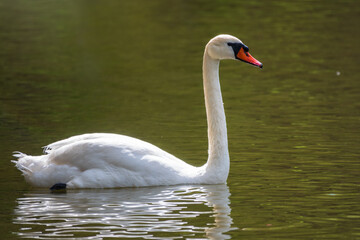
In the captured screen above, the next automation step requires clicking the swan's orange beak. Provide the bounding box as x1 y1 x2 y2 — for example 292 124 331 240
237 48 263 68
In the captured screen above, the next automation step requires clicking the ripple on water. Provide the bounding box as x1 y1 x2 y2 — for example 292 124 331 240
13 185 235 239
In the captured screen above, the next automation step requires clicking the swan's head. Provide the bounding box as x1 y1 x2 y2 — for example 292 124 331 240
206 34 263 68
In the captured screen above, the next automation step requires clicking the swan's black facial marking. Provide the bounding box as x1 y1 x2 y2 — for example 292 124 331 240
227 42 249 59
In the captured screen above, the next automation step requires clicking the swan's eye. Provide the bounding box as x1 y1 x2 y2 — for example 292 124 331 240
227 42 235 48
228 42 243 57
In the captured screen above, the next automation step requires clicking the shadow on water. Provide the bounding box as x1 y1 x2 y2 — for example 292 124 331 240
13 184 236 239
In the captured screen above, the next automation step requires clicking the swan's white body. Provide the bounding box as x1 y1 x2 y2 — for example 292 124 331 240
13 34 262 188
14 134 211 188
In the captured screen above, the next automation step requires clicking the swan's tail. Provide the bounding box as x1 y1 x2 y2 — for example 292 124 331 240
12 152 35 175
12 151 53 187
12 151 79 188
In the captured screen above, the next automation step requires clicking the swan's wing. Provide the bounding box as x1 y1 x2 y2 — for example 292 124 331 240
44 133 118 153
48 134 193 173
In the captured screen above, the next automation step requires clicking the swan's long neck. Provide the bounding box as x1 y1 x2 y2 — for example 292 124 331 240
202 51 230 179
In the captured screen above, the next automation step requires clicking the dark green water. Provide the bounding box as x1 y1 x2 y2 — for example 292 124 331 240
0 0 359 239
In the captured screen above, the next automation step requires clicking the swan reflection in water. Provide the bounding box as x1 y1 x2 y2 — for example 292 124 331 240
13 184 236 239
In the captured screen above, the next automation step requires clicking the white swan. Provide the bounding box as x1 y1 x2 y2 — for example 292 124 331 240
12 34 262 189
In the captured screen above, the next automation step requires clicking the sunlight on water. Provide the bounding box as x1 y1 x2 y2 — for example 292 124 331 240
13 185 236 239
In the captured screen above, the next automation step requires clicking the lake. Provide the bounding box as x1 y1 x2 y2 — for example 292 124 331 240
0 0 359 239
